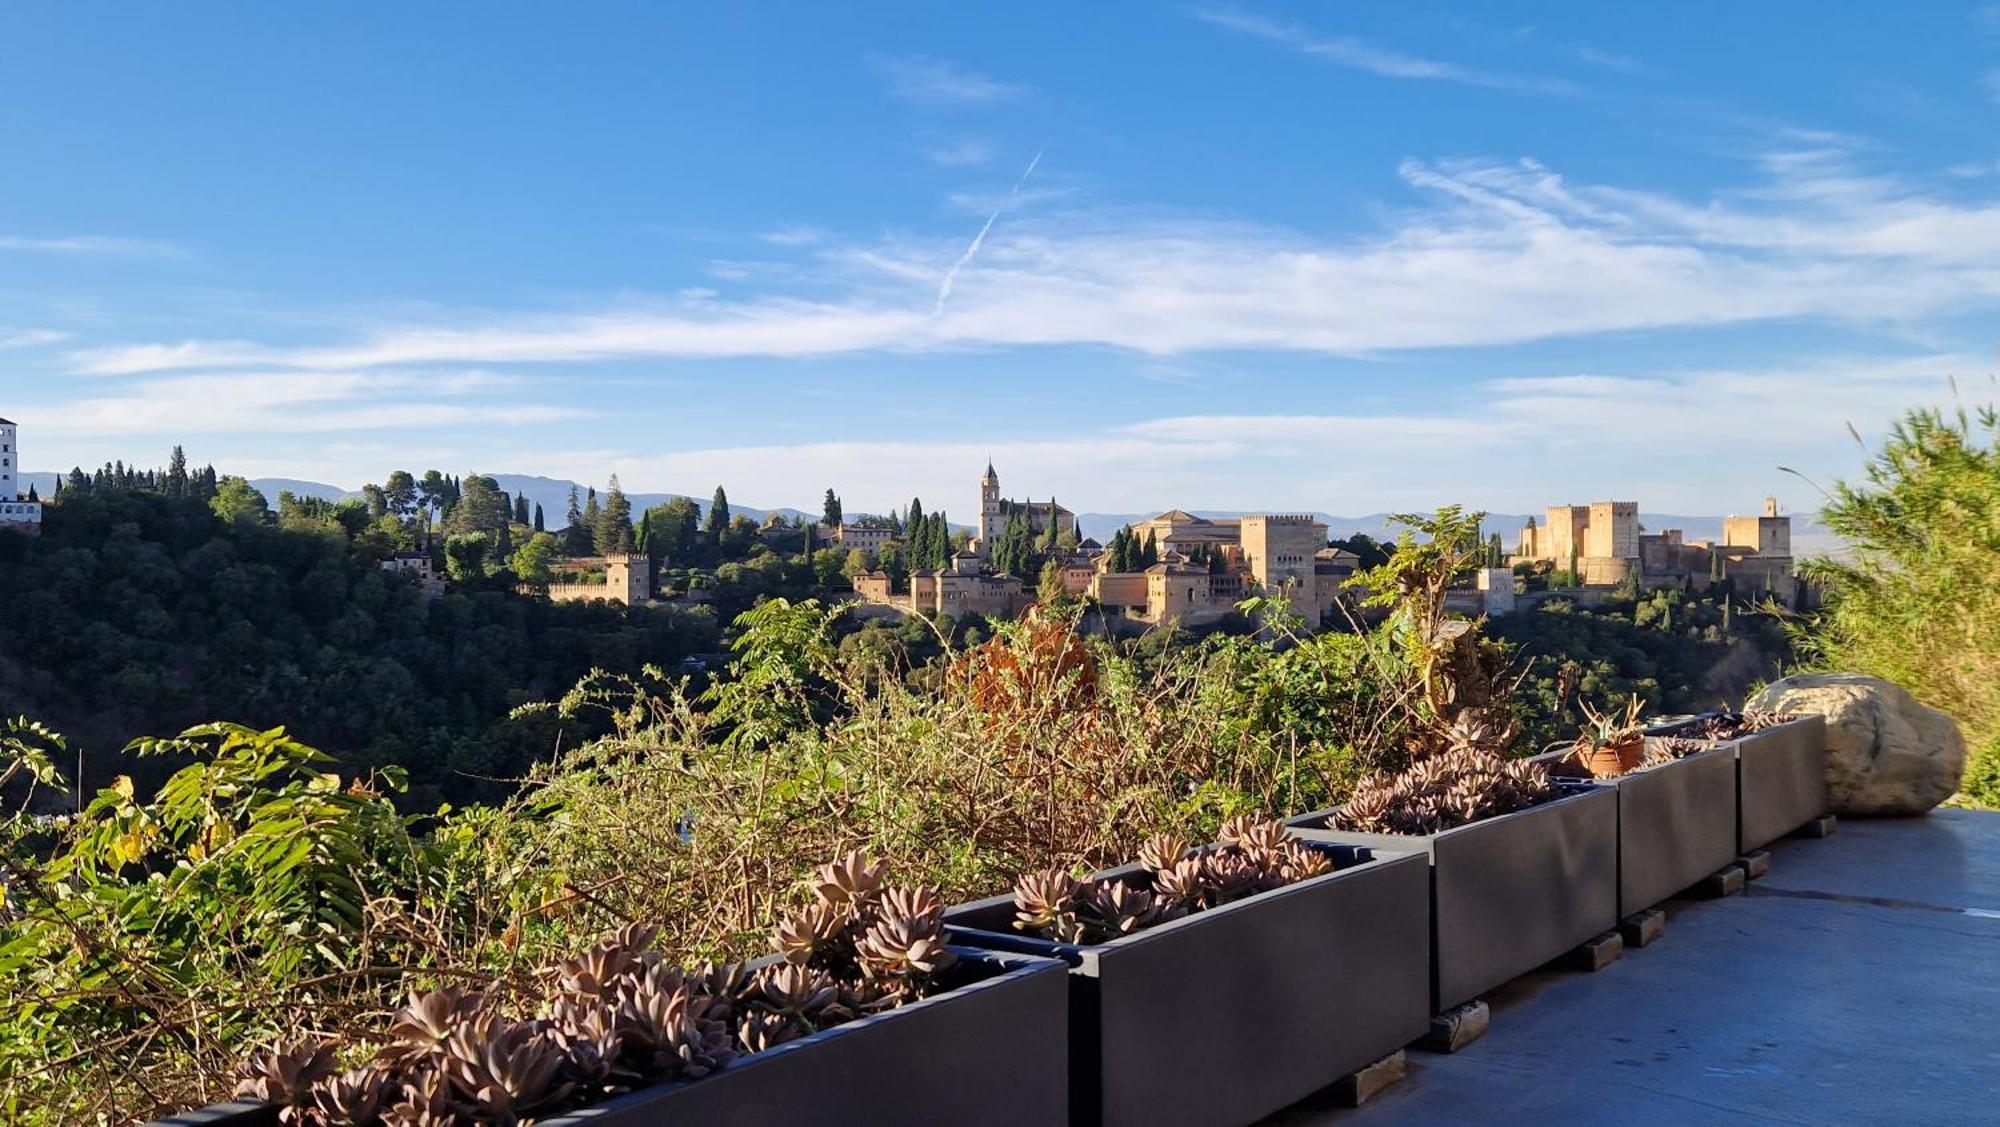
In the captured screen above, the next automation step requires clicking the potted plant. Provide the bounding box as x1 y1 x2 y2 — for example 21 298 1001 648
157 855 1068 1127
1569 696 1647 778
1287 721 1618 1014
1648 711 1828 852
944 817 1430 1127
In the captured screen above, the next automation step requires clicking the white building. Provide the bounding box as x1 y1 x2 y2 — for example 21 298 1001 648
0 416 43 533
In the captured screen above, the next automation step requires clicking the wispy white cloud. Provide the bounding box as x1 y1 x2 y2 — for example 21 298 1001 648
0 234 184 257
1191 6 1573 94
0 328 71 349
1569 43 1661 78
924 137 1000 167
67 144 2000 375
760 225 828 247
561 353 1972 516
41 370 586 438
874 55 1024 105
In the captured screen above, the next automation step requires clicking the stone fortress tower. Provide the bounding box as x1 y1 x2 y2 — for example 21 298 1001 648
1519 501 1637 585
1724 496 1791 558
1239 514 1324 615
977 460 1002 558
0 416 43 533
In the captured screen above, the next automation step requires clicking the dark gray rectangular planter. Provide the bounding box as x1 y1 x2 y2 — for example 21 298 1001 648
1734 715 1829 850
1535 745 1738 917
1650 714 1830 852
148 948 1068 1127
944 844 1429 1127
1287 785 1617 1013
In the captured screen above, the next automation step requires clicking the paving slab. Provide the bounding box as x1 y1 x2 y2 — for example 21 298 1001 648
1264 810 2000 1125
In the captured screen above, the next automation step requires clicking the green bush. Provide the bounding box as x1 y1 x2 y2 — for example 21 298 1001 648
1799 403 2000 807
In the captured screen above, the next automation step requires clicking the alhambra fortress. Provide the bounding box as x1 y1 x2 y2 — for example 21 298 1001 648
829 463 1801 629
0 415 1800 626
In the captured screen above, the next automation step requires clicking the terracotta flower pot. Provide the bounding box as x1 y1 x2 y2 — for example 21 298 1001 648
1576 732 1644 778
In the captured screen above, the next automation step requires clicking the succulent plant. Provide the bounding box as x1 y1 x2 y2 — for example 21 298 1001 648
736 1009 802 1054
1334 746 1561 835
537 999 618 1092
1660 710 1798 741
810 851 887 916
751 962 840 1027
439 1013 576 1122
772 899 846 966
855 911 957 988
381 986 486 1069
617 974 736 1081
234 1040 338 1121
307 1066 396 1127
222 854 960 1126
1136 832 1191 873
380 1067 459 1127
1011 867 1086 938
1011 817 1329 943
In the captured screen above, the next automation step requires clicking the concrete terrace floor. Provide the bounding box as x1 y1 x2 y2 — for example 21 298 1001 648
1268 809 2000 1126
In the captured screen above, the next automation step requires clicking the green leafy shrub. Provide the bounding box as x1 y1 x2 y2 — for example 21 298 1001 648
1797 402 2000 806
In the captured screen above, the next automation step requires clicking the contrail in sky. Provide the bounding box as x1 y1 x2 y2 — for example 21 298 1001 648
933 149 1042 316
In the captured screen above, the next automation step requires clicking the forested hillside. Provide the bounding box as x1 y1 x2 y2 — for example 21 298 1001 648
0 488 719 807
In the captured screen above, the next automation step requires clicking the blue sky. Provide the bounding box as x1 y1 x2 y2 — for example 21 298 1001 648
4 3 2000 517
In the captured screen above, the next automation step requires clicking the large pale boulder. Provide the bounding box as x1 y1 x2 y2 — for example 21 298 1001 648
1747 673 1966 816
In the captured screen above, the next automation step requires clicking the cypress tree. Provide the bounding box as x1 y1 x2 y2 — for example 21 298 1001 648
533 502 545 532
705 486 730 546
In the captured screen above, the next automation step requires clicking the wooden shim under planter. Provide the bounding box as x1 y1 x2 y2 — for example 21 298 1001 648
944 844 1431 1127
148 949 1069 1127
1288 785 1619 1013
1332 1050 1407 1107
1418 1000 1490 1054
1619 908 1667 948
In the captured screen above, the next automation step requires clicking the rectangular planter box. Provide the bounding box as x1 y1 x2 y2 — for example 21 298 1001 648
1650 714 1829 853
1536 745 1739 917
149 948 1068 1127
944 844 1430 1127
1287 785 1618 1013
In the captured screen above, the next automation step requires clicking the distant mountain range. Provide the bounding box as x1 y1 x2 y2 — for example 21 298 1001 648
22 470 1843 556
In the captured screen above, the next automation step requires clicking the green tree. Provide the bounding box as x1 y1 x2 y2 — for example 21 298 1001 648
533 502 545 532
704 486 730 549
511 531 559 585
208 476 267 525
643 496 703 565
822 489 843 528
165 445 189 498
562 486 592 555
383 470 418 520
443 533 489 581
597 476 635 554
810 547 848 587
1037 558 1067 603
